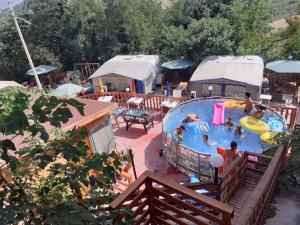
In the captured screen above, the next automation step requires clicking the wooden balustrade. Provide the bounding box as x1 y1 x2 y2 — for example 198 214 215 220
79 92 189 111
233 145 287 225
270 105 298 129
218 152 272 203
110 171 234 225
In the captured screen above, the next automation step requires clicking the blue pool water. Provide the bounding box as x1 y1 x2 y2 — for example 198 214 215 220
163 99 286 154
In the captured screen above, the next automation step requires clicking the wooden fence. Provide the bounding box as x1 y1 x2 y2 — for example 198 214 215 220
79 92 189 111
79 92 298 129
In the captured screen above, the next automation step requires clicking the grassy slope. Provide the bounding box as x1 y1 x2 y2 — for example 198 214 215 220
268 0 300 20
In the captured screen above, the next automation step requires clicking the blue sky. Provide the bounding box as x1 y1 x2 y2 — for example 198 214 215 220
0 0 23 10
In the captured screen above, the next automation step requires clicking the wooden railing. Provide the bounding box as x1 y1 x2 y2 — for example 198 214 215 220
270 105 298 129
109 145 287 225
110 171 234 225
218 152 272 203
234 145 287 225
79 92 189 111
79 92 298 129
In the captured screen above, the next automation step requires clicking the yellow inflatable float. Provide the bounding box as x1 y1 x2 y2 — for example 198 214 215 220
236 102 246 109
240 116 270 134
224 100 237 109
260 132 277 144
224 100 245 109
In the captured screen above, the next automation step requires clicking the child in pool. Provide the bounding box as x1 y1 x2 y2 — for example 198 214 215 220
174 125 187 143
235 125 243 137
203 134 209 144
252 104 265 119
202 134 216 146
225 117 234 130
182 113 199 123
222 141 239 168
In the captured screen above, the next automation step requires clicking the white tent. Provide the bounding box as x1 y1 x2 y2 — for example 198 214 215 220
89 55 160 93
189 56 264 100
0 81 25 91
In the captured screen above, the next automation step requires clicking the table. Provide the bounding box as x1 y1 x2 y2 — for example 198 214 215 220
126 97 144 109
160 99 178 116
123 109 156 133
260 94 272 105
112 107 126 128
98 96 113 102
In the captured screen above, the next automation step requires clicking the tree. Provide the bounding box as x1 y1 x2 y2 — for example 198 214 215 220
281 16 300 59
0 88 131 224
230 0 273 56
185 18 233 62
166 0 232 28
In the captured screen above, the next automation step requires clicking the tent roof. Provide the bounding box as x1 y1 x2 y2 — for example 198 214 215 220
89 55 160 81
190 56 264 87
266 60 300 73
26 65 58 76
162 58 195 70
0 81 24 90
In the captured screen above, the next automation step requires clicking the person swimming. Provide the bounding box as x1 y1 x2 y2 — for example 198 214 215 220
225 117 234 130
174 125 187 143
203 134 209 144
235 125 243 137
182 113 199 123
202 134 216 146
252 104 265 119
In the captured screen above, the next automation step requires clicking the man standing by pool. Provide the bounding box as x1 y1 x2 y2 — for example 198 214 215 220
242 92 253 113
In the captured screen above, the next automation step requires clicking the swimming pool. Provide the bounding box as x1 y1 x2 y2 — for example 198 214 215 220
163 98 286 154
162 98 286 176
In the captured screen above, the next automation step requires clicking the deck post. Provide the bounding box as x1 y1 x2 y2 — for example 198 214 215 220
222 212 232 225
145 178 157 225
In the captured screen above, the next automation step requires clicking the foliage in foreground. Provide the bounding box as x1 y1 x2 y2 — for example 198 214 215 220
278 130 300 188
0 87 132 224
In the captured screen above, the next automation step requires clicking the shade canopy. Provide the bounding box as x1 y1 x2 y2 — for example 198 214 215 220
89 55 160 81
26 65 58 76
51 83 84 98
266 60 300 73
162 59 195 70
190 56 264 87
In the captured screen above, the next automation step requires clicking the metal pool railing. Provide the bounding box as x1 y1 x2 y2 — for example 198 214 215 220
163 131 212 178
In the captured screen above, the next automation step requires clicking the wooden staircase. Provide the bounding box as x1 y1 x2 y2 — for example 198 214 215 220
110 145 287 225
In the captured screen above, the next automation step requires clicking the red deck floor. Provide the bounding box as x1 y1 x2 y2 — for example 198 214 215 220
114 115 188 183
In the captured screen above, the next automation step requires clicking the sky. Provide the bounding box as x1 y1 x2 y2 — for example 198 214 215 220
0 0 22 10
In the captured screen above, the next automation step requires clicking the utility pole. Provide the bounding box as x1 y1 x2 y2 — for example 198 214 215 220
8 1 43 91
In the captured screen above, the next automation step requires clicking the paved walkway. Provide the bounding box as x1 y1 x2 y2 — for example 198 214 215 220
114 115 188 183
265 188 300 225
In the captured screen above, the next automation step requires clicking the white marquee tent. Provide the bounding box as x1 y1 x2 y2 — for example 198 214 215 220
89 55 160 94
189 56 264 100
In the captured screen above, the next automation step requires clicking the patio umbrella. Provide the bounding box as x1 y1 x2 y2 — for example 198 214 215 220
266 60 300 73
162 59 195 70
51 83 84 98
131 79 136 94
25 65 58 76
166 81 171 97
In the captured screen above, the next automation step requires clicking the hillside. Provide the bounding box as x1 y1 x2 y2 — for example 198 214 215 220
268 0 300 20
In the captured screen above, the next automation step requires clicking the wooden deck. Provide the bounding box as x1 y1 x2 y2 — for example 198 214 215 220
110 145 287 225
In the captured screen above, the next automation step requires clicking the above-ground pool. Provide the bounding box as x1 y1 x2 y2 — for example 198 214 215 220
163 98 286 176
